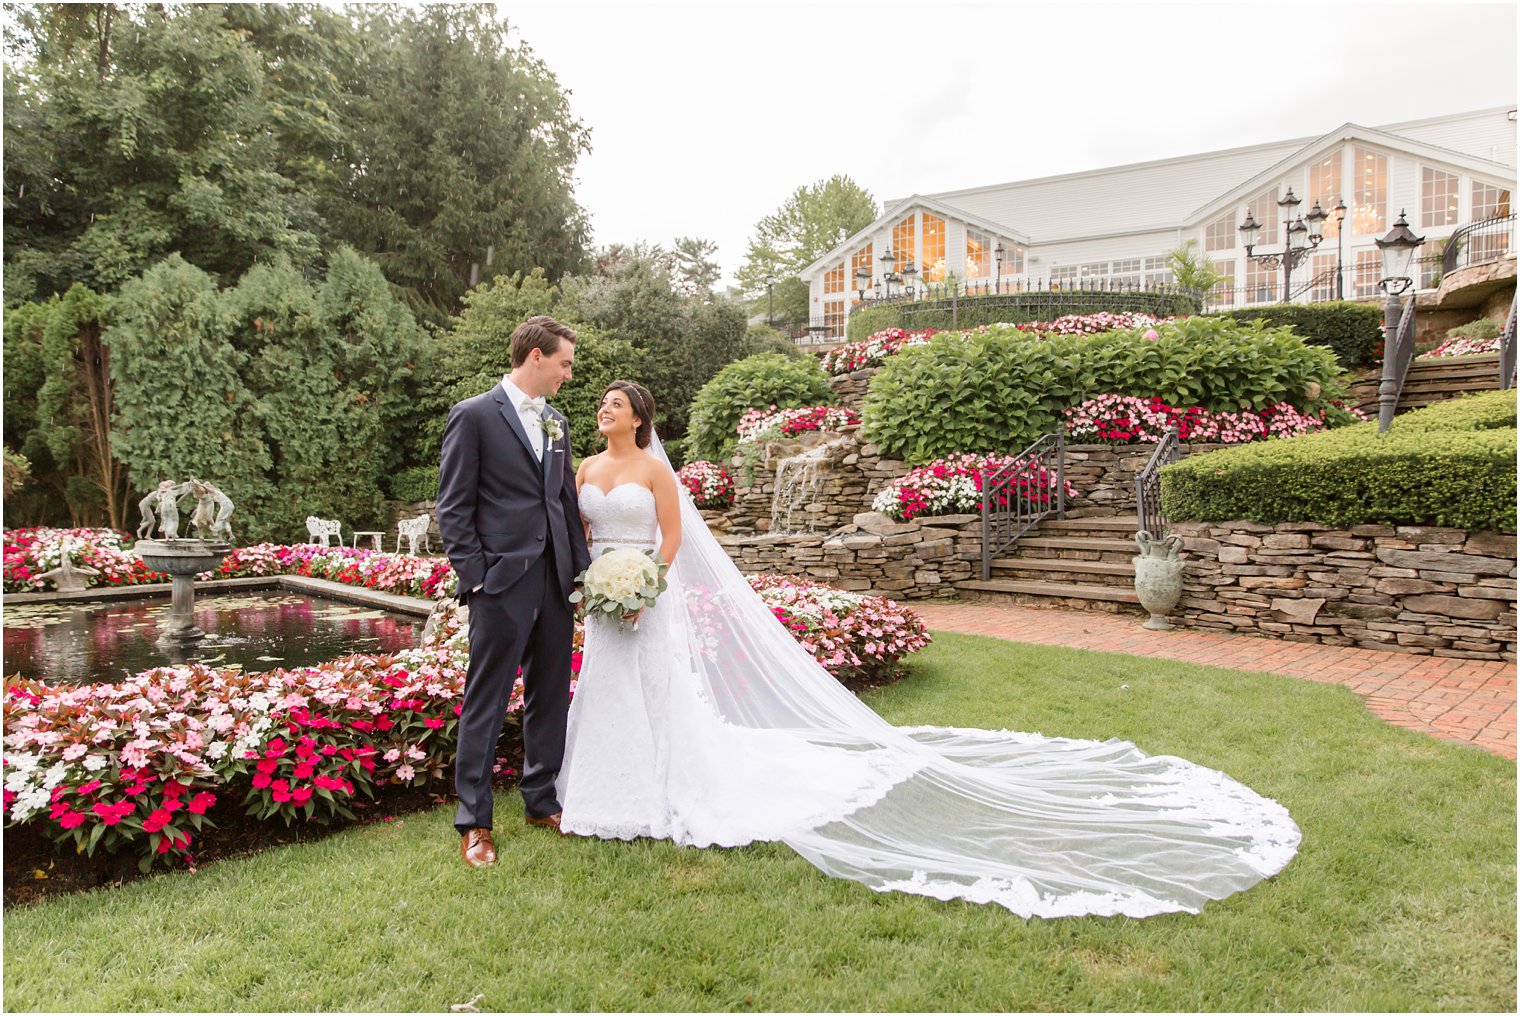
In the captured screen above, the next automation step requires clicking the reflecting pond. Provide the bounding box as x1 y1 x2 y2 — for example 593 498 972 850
3 592 422 685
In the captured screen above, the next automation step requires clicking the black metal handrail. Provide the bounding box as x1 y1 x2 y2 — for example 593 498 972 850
1441 213 1516 276
1501 294 1517 392
1135 427 1181 538
981 425 1066 580
1377 295 1419 432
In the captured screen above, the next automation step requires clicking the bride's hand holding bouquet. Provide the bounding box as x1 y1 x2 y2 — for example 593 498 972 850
571 547 669 631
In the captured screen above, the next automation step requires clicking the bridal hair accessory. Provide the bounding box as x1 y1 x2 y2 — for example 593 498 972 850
571 547 668 631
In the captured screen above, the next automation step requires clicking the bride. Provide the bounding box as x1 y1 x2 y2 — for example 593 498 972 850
558 380 1300 918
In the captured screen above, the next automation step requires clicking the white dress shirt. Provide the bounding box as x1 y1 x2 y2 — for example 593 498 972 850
499 375 547 461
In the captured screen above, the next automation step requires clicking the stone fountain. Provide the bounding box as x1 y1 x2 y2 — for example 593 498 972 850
769 437 851 535
134 478 235 647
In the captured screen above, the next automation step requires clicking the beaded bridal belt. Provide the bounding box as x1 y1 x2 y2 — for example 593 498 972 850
591 537 656 548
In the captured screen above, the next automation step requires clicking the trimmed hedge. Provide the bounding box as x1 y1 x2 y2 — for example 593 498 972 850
862 317 1345 464
687 353 833 461
387 465 438 503
1161 393 1518 531
846 289 1200 341
1208 302 1383 368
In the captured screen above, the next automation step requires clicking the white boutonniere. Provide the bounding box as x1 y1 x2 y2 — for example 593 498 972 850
541 415 564 444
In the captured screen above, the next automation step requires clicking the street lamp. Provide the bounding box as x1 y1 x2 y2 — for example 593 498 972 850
1332 198 1347 300
993 241 1005 294
1239 187 1325 302
879 245 901 298
854 264 871 302
764 272 775 328
902 257 918 296
1375 209 1426 432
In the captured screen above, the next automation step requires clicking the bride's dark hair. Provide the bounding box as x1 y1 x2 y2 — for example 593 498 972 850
603 380 656 448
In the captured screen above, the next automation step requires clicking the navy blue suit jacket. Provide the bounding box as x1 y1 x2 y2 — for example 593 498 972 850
436 385 590 600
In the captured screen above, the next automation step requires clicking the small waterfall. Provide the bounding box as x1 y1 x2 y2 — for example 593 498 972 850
769 438 847 535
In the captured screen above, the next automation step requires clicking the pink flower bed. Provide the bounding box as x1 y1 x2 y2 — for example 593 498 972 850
4 559 928 866
871 453 1078 523
819 328 937 373
675 461 735 510
736 405 860 443
4 528 164 592
1063 395 1365 444
748 574 930 685
1417 335 1501 359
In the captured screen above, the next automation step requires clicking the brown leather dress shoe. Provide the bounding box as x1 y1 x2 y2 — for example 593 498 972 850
525 811 563 834
461 828 496 868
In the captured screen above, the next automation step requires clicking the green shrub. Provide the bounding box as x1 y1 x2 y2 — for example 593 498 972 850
1208 302 1383 368
1444 316 1503 342
861 317 1345 464
388 466 438 503
740 324 803 359
1389 389 1516 433
687 353 832 461
1161 420 1517 531
845 290 1199 341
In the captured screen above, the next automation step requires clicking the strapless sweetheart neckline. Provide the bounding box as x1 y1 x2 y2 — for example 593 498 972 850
582 482 654 499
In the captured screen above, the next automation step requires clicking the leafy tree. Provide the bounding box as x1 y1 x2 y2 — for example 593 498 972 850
736 175 878 319
1 284 128 526
1168 240 1224 295
107 256 276 532
322 4 591 323
3 4 328 304
672 236 721 296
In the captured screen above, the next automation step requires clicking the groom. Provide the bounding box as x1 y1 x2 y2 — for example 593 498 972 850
437 315 590 868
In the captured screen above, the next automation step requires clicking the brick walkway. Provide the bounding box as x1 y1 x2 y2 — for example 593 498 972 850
913 602 1517 760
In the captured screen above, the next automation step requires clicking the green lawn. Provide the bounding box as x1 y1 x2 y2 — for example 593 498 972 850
4 634 1514 1012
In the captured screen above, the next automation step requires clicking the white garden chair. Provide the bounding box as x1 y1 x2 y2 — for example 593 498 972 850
396 514 432 556
305 516 343 548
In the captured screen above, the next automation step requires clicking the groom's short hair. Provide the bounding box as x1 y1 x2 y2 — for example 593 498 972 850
510 316 578 368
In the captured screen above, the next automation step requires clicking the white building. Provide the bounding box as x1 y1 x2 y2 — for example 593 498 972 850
802 106 1516 339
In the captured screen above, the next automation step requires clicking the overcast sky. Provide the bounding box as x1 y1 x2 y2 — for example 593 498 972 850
501 0 1516 290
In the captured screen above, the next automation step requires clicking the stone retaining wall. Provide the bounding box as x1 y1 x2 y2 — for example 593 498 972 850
1172 521 1517 659
715 512 982 600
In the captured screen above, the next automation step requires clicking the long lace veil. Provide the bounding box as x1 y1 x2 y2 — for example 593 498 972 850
646 434 1299 917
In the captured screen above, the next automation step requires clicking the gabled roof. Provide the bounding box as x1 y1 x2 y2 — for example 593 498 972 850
799 194 1031 278
1185 122 1517 226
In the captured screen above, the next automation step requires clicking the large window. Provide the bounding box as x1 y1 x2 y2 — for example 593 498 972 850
1210 259 1236 307
1309 253 1337 302
1309 149 1343 238
1417 239 1444 290
1421 167 1459 229
1245 260 1277 304
823 300 847 338
965 229 990 278
1051 265 1079 287
1473 181 1512 220
891 215 915 273
1205 212 1236 252
1110 258 1141 288
1000 244 1025 276
921 213 946 282
1352 148 1387 235
1144 255 1172 288
823 262 846 295
1244 187 1280 247
850 243 873 293
1352 249 1380 298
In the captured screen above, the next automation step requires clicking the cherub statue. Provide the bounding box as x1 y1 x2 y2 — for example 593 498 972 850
137 480 187 540
187 477 235 543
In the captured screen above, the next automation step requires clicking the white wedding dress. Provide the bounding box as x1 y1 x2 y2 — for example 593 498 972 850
558 453 1300 919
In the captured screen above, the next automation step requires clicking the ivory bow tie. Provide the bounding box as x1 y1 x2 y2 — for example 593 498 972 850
520 396 547 415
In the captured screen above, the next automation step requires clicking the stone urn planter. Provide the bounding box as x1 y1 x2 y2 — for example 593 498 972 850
1132 531 1185 631
135 538 233 645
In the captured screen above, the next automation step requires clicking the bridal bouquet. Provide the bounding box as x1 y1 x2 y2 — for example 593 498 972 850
571 547 669 630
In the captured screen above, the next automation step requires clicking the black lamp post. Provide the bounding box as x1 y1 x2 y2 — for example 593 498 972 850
764 272 774 327
1332 198 1347 300
1240 187 1327 302
1375 209 1426 432
879 245 901 298
993 241 1005 294
902 256 918 296
855 264 871 302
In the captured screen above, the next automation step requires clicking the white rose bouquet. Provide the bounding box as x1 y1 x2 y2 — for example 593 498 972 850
570 547 669 630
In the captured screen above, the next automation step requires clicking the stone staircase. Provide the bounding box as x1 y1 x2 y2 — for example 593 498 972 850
1350 352 1502 413
1398 353 1503 409
955 513 1144 612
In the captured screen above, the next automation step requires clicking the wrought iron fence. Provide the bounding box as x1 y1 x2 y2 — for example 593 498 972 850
1442 213 1516 276
1135 427 1180 538
981 425 1066 580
